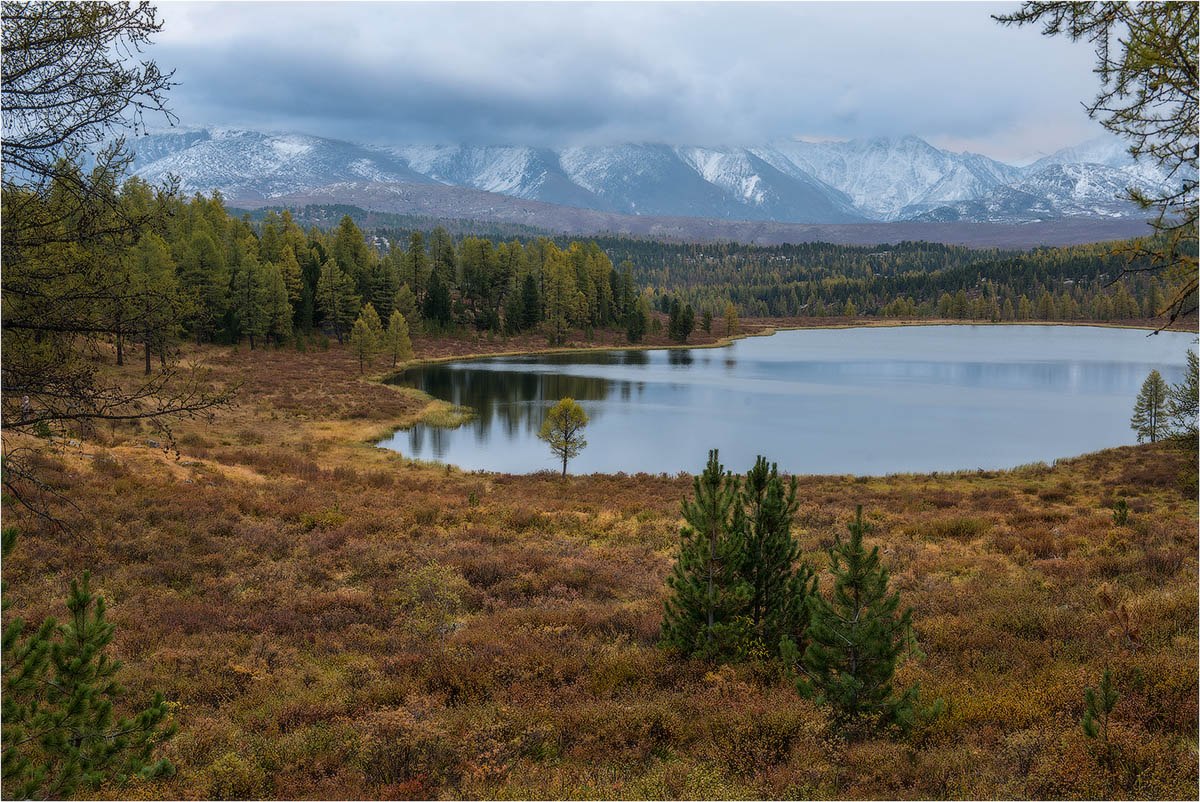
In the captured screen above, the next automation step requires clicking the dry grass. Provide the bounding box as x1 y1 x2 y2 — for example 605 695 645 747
3 332 1196 800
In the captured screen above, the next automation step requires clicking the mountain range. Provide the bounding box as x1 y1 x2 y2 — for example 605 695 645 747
126 127 1177 229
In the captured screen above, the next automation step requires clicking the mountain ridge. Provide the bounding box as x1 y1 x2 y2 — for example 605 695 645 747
126 127 1177 227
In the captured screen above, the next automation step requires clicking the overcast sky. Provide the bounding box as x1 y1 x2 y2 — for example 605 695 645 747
152 1 1111 164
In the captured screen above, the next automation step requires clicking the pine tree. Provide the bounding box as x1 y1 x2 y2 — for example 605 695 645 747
1082 669 1120 773
1 530 176 799
738 458 816 656
796 506 918 733
384 310 413 368
1130 369 1169 443
519 271 541 331
422 270 452 329
661 450 752 660
724 301 739 336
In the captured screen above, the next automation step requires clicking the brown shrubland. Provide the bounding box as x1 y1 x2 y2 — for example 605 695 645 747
2 333 1196 800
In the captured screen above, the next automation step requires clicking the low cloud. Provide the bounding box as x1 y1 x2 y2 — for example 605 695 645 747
152 1 1107 162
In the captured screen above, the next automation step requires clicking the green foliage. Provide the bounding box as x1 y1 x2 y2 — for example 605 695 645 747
348 304 383 373
1082 668 1120 771
794 506 919 734
739 458 817 655
1111 498 1129 526
538 398 589 477
1166 349 1198 442
1 530 176 799
384 311 414 368
1130 369 1169 443
315 258 360 344
625 295 649 343
662 451 815 662
660 450 751 660
996 3 1197 323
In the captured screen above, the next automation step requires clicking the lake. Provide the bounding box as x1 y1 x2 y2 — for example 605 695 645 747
379 325 1196 476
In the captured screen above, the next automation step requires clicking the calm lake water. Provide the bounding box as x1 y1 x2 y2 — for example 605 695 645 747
379 325 1196 476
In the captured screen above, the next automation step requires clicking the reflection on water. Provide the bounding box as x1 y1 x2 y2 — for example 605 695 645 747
379 326 1195 475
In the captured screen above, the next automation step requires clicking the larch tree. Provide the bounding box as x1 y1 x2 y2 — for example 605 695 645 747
384 311 414 368
538 397 588 478
1130 369 1170 442
349 305 382 374
542 249 579 346
1 1 229 520
230 239 268 350
996 3 1197 325
724 301 739 335
262 262 293 346
1166 349 1198 441
316 258 360 344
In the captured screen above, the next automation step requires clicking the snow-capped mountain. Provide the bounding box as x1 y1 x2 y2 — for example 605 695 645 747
130 128 434 199
126 128 1172 225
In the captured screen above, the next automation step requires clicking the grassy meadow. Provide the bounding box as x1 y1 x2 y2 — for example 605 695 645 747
3 326 1197 800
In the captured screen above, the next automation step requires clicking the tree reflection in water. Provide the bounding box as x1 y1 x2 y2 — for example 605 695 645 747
388 350 652 458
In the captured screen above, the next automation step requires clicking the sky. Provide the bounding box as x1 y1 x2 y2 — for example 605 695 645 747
151 1 1111 165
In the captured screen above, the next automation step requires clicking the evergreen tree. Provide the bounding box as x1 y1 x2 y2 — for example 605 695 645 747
1 531 176 799
794 506 918 733
519 271 541 331
384 311 413 368
661 450 752 660
1130 369 1169 443
724 301 739 336
701 308 713 334
738 458 816 656
422 270 452 329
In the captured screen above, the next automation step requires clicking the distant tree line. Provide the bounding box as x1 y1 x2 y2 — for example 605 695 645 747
590 237 1194 324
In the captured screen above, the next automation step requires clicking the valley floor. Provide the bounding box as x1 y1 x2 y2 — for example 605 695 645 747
4 325 1197 799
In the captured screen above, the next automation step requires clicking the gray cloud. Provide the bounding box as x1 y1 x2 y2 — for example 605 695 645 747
152 1 1108 163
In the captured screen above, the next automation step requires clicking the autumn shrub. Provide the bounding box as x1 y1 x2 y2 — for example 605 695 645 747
357 709 464 794
206 751 269 800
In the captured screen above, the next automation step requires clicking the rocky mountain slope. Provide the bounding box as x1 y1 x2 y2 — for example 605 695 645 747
127 128 1176 226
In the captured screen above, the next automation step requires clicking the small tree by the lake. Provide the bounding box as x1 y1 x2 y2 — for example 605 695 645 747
539 398 588 477
1131 369 1169 443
